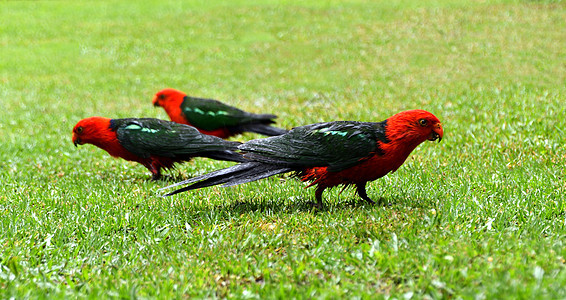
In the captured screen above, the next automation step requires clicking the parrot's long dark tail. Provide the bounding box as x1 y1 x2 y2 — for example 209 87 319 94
239 123 288 136
160 162 293 196
202 150 248 163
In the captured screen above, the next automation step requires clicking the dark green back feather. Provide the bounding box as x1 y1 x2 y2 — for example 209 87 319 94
110 118 240 158
239 121 388 172
180 96 276 131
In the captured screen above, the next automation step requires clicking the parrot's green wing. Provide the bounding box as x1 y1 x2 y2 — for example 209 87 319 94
239 121 389 172
180 96 276 131
111 118 240 159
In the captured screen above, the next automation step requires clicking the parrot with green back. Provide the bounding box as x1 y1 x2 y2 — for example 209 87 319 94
72 117 246 180
152 88 288 138
161 110 444 207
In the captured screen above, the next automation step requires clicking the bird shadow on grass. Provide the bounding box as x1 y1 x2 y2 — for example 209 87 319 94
161 192 439 231
171 198 321 218
170 195 415 222
258 194 432 212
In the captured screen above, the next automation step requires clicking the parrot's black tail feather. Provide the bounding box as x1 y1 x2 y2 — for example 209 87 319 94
160 162 292 196
203 150 248 163
240 124 288 136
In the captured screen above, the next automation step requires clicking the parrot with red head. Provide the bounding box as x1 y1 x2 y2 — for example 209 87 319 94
152 88 288 139
72 117 246 180
161 110 443 207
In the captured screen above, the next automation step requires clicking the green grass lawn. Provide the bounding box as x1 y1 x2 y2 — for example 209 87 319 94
1 0 566 298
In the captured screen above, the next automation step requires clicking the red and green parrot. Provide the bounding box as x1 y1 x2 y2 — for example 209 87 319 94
161 110 444 207
72 117 246 180
152 88 288 139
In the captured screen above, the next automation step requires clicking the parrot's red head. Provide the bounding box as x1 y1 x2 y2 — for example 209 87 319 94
152 88 191 125
386 110 443 145
152 88 187 108
72 117 115 148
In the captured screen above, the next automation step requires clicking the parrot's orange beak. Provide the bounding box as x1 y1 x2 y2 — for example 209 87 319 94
429 123 443 142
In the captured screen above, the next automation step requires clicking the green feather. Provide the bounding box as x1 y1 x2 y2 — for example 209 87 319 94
110 118 241 159
180 96 276 131
239 121 388 172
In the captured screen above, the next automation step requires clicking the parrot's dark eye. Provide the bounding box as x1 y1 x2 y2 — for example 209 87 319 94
76 126 84 134
418 119 427 127
159 94 166 100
